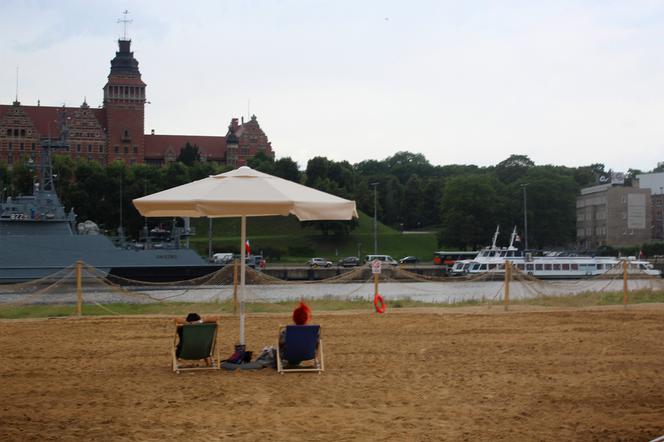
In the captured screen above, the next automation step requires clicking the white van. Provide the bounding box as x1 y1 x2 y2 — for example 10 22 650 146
364 255 398 266
212 253 234 264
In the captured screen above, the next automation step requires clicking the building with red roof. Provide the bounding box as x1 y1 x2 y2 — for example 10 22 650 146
0 39 274 168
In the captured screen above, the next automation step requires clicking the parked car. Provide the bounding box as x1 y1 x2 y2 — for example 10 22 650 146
338 256 360 267
364 255 399 266
306 257 333 268
399 256 419 265
211 252 234 264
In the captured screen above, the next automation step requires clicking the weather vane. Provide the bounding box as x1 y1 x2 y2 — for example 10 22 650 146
117 10 132 40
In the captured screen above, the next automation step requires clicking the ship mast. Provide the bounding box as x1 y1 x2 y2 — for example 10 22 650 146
39 106 69 194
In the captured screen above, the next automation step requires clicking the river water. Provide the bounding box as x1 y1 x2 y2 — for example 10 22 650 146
1 274 662 306
5 278 658 305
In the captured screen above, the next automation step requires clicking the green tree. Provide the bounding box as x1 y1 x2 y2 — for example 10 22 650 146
247 151 275 174
494 154 534 184
273 157 301 182
439 174 508 249
176 142 200 166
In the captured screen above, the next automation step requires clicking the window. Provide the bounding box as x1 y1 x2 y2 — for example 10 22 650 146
77 144 81 152
31 143 35 151
535 264 543 271
544 264 552 271
20 129 25 137
553 264 561 271
5 129 10 136
114 145 119 154
562 264 570 270
13 129 18 137
133 145 137 154
571 264 578 270
8 142 12 151
124 145 128 154
526 263 534 271
19 143 23 151
88 144 92 153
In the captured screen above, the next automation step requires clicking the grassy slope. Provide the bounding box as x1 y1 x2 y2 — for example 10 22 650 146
186 210 439 263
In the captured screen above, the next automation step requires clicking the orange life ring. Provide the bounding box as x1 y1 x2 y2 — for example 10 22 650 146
373 293 386 314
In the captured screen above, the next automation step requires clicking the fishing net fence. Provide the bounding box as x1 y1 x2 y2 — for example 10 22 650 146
0 260 662 316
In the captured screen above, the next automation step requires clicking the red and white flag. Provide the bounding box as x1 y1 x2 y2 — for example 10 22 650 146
245 240 251 255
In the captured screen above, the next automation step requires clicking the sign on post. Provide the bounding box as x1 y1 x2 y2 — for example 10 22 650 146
371 259 382 274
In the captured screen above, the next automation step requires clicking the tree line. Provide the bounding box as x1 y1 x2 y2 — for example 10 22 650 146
1 144 662 251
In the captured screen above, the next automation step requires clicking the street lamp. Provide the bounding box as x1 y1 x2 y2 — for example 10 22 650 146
371 182 379 254
521 183 528 250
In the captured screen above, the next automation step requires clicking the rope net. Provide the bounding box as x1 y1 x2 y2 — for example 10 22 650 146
0 260 661 315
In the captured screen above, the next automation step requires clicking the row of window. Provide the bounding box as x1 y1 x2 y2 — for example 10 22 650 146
114 145 138 154
4 128 29 138
105 85 145 100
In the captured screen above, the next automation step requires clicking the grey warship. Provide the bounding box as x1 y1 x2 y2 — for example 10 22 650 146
0 128 221 283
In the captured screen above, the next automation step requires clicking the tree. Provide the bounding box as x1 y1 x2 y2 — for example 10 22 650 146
176 142 200 166
494 154 534 184
438 174 508 249
10 158 34 196
273 157 301 183
384 151 435 184
247 151 275 174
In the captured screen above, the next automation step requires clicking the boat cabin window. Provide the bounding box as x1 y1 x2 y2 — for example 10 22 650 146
562 264 570 270
526 263 534 271
499 251 506 258
535 264 543 270
571 264 578 270
597 264 603 270
517 263 525 270
544 264 552 270
471 263 481 271
479 264 487 270
488 264 496 270
553 264 561 271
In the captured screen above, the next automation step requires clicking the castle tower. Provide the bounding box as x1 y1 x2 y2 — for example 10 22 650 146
103 38 146 164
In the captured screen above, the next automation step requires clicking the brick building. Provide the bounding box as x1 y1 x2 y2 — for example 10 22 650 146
0 38 274 167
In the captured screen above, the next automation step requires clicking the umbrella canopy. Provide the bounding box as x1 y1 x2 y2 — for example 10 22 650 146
133 166 358 344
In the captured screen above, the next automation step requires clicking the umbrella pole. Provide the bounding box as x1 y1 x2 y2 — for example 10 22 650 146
239 215 246 345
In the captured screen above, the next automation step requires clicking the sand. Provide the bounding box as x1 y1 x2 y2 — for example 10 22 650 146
1 305 664 441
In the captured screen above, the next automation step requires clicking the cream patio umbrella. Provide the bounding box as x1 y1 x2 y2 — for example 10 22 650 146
133 166 358 344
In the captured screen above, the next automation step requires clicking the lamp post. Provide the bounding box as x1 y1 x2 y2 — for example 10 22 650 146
521 183 529 250
371 182 379 254
660 187 664 240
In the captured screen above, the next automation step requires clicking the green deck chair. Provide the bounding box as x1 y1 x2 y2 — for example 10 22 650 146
172 321 221 373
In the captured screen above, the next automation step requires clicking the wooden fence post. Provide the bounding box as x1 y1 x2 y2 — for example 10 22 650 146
623 259 629 308
76 260 83 316
504 260 510 311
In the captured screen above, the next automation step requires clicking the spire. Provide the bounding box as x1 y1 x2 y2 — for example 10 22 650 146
109 39 141 76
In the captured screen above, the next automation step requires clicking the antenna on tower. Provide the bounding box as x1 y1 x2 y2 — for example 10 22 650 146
14 66 19 104
117 10 133 40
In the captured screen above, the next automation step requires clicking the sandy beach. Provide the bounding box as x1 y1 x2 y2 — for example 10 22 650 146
1 305 663 441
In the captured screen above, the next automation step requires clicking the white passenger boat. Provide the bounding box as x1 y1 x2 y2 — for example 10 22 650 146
450 226 661 279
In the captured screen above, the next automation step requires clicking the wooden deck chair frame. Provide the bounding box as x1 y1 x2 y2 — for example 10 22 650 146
172 320 221 373
276 324 324 374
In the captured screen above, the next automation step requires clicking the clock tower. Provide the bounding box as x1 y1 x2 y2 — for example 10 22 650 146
102 36 146 164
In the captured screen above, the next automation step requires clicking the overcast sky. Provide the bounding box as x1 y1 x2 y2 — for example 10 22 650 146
2 0 664 172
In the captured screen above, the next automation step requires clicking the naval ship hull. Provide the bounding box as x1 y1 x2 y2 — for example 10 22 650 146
0 234 221 284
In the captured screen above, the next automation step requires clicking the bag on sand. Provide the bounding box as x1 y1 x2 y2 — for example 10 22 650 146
226 344 251 364
254 346 277 368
